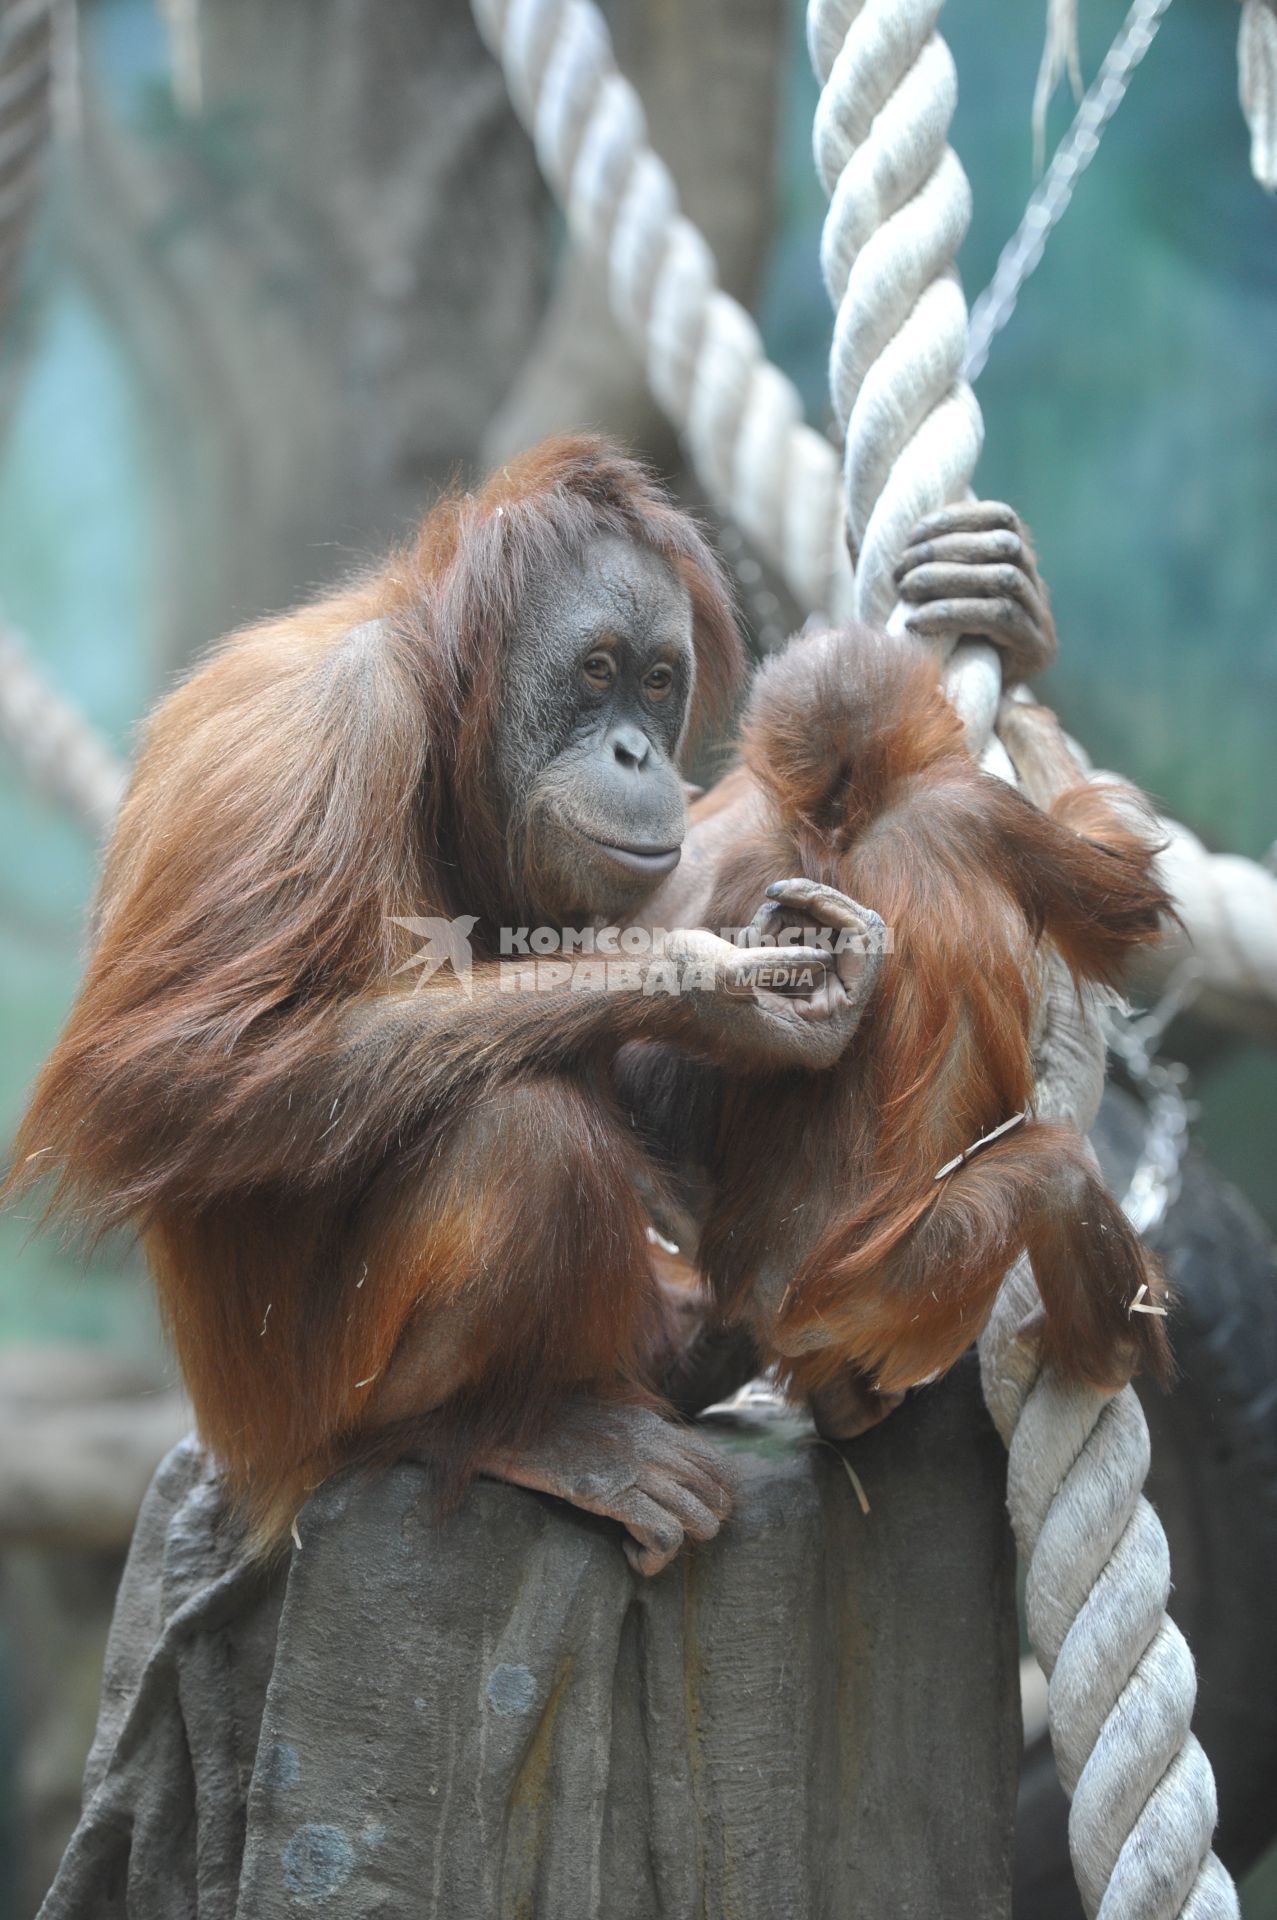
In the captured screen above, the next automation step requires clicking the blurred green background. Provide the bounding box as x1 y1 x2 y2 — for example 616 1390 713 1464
0 0 1273 1912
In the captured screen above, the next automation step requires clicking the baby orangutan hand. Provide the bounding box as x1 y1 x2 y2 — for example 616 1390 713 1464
745 877 886 1043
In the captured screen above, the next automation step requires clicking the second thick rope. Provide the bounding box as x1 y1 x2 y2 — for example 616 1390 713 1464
806 3 1235 1913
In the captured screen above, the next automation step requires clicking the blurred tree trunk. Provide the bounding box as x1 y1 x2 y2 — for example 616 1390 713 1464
70 0 552 673
64 0 789 683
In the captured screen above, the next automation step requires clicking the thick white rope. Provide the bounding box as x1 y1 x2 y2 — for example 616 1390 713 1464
470 0 853 624
0 622 124 836
1136 823 1277 1037
807 7 1235 1914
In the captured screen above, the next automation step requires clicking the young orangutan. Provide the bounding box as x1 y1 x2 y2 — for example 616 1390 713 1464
632 616 1173 1434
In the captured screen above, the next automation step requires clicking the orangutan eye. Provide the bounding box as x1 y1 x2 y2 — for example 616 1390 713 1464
643 663 675 700
581 651 616 691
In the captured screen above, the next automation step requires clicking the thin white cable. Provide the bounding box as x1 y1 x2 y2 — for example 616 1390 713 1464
1239 0 1277 191
966 0 1175 384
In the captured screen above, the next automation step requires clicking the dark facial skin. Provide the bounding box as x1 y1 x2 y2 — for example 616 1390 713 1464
498 531 697 920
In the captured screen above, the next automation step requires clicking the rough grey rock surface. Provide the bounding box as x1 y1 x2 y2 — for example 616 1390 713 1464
40 1356 1017 1920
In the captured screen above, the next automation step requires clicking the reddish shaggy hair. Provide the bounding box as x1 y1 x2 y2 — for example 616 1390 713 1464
5 436 743 1542
700 623 1172 1396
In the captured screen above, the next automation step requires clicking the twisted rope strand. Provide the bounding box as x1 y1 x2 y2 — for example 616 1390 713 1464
471 0 855 623
1239 0 1277 192
806 5 1235 1911
0 622 125 835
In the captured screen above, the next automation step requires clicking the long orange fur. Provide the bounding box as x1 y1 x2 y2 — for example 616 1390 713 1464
697 623 1173 1398
6 437 744 1546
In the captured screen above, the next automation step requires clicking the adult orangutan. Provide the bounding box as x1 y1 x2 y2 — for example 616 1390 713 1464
8 437 881 1574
